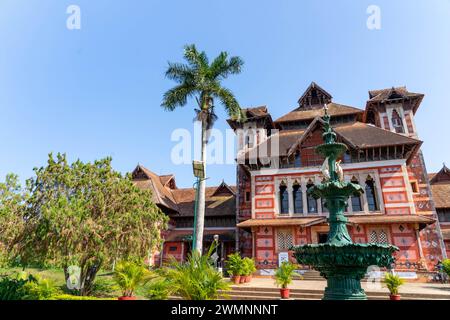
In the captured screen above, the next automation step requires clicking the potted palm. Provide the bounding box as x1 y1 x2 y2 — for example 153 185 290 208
113 261 152 300
383 272 405 300
226 253 243 284
274 262 296 299
243 258 256 283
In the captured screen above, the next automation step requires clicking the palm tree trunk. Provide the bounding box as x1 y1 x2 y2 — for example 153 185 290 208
194 118 207 254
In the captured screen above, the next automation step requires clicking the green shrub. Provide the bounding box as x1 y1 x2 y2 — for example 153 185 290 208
242 258 256 276
0 272 60 300
383 273 405 295
274 262 297 289
146 278 173 300
164 244 230 300
90 277 116 297
442 259 450 277
51 294 115 300
225 253 243 276
113 261 153 297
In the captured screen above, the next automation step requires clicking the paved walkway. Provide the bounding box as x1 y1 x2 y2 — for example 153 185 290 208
235 278 450 296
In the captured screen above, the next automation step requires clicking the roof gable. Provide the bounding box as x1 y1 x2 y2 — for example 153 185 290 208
430 164 450 185
212 181 236 196
297 82 332 109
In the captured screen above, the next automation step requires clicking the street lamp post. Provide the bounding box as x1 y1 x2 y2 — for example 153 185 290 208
192 161 205 252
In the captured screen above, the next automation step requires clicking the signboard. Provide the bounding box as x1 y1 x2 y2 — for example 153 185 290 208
278 252 289 267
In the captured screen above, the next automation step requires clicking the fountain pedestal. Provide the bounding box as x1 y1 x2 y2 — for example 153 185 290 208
291 106 399 300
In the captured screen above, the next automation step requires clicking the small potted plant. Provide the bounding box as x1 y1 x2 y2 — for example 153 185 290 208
113 260 152 300
383 272 405 300
243 257 256 283
226 253 243 284
274 262 296 299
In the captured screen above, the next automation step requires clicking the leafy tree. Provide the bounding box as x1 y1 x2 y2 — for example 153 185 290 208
0 174 27 264
162 44 245 253
14 153 168 295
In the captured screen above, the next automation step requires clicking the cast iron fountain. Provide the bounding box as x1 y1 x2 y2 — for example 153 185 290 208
291 106 399 300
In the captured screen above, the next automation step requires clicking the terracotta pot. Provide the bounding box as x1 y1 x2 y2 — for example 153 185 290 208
239 275 246 283
389 294 401 301
232 275 241 284
246 275 252 283
280 288 290 299
118 296 137 301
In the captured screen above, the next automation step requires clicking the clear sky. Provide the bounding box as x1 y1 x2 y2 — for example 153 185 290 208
1 0 450 188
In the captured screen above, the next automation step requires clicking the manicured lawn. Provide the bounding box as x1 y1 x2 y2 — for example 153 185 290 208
0 267 150 299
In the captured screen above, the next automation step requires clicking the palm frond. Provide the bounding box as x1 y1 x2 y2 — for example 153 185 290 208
183 44 209 70
212 86 245 121
210 53 244 80
165 62 195 83
161 84 196 110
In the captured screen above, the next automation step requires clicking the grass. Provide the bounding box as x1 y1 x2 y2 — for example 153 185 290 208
0 267 151 300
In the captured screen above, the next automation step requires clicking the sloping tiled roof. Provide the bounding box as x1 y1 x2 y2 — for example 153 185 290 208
243 129 305 160
132 165 236 217
159 174 175 187
132 165 179 212
431 184 450 209
334 122 422 149
368 86 424 102
246 106 269 118
275 103 363 123
243 120 421 162
171 186 236 217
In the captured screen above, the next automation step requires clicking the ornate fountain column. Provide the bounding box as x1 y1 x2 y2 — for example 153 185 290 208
292 105 399 300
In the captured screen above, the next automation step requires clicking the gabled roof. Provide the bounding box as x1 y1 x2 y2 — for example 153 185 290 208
132 165 236 217
245 118 421 162
333 122 422 149
171 186 236 217
367 86 424 113
275 102 363 123
429 164 450 209
297 82 332 107
132 165 178 212
227 106 273 130
212 181 236 196
159 174 176 188
430 164 450 185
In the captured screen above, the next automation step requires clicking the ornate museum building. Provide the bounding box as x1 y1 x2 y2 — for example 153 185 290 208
429 164 450 258
228 82 447 276
131 165 236 265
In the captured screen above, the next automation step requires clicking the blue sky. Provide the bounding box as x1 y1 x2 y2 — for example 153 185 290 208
1 0 450 188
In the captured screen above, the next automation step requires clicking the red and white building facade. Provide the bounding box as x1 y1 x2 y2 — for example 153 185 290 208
229 83 447 278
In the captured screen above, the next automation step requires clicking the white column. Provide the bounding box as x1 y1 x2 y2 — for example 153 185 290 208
288 178 294 216
315 174 322 215
359 173 369 213
373 169 385 213
401 164 416 215
301 176 308 216
345 175 353 214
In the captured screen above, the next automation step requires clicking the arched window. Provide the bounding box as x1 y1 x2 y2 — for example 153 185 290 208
294 151 302 167
351 177 362 212
365 176 378 211
391 109 404 133
293 182 303 214
279 182 289 214
306 181 317 214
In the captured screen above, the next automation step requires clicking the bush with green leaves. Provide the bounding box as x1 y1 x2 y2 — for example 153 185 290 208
113 261 153 297
146 277 173 300
442 259 450 278
242 257 256 276
51 294 114 300
383 273 405 295
0 272 60 300
164 244 230 300
274 262 297 289
225 252 243 276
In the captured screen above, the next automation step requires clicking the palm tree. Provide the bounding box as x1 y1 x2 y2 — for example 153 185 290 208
162 44 245 254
